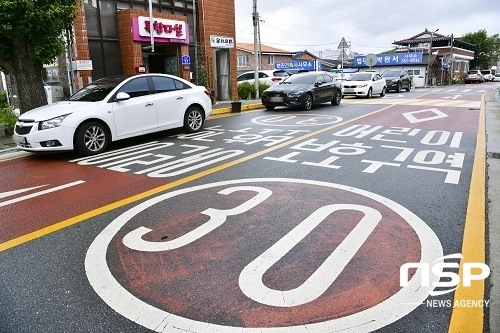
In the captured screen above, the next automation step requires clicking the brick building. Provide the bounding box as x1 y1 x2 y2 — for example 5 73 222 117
71 0 237 102
236 43 319 75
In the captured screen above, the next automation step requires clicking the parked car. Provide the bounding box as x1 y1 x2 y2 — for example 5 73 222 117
381 69 411 92
237 70 290 86
13 74 212 155
465 70 484 83
481 69 494 82
342 72 386 98
494 73 500 82
261 71 342 111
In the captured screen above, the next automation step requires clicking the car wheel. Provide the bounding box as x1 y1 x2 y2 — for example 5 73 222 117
396 83 401 93
380 87 386 97
303 93 313 110
331 89 341 105
366 88 372 99
265 105 275 110
184 106 204 133
75 121 108 156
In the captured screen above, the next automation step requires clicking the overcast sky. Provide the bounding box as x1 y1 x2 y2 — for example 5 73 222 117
234 0 499 56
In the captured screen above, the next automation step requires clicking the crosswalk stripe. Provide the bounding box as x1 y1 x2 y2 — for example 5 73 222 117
342 98 480 108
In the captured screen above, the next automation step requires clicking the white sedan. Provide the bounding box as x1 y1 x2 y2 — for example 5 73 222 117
342 72 386 98
13 74 212 155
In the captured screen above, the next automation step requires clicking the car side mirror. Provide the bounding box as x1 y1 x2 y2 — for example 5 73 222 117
116 92 131 101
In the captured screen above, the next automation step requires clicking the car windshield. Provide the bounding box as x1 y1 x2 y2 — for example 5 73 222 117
468 71 480 74
347 73 373 81
382 71 400 77
282 75 316 85
481 71 490 75
67 82 118 102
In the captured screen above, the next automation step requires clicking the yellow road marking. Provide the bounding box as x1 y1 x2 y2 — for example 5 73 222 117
448 93 487 332
0 105 392 252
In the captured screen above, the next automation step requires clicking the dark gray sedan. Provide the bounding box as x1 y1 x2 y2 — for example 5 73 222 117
261 72 342 111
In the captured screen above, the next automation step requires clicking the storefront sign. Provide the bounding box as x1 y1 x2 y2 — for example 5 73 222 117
275 60 316 71
133 17 188 44
72 60 93 71
354 52 423 67
210 36 234 48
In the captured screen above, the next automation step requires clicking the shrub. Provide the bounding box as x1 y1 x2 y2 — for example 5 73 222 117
259 82 270 96
237 81 255 100
0 91 7 108
0 105 17 127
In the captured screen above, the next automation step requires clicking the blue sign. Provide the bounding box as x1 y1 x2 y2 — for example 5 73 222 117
353 52 423 67
181 55 191 65
275 60 316 71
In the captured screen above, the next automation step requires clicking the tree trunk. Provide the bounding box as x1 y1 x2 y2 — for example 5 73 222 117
11 36 48 114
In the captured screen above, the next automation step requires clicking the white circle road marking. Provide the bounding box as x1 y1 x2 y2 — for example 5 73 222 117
85 178 443 332
251 114 343 127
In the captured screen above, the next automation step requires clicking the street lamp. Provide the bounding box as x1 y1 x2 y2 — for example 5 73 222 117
425 28 439 88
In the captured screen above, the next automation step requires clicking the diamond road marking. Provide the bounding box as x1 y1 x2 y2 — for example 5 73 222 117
402 108 448 124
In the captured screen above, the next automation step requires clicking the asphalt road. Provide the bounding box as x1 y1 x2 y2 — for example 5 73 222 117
1 83 498 333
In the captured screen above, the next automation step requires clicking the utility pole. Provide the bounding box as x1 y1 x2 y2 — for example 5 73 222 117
252 0 259 98
449 34 454 85
148 0 154 53
425 28 439 88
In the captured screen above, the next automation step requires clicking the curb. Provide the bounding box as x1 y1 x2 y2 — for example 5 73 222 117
211 103 263 115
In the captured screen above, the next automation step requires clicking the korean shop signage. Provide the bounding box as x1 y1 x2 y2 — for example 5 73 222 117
132 17 188 44
354 52 423 67
275 60 316 71
210 36 234 48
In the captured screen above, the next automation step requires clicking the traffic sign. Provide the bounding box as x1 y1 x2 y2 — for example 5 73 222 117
337 37 349 49
181 55 190 65
365 53 378 67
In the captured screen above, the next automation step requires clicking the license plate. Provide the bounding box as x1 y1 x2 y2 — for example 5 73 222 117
12 135 27 144
270 97 284 102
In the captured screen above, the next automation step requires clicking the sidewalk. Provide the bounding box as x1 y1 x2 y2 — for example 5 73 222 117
486 88 500 332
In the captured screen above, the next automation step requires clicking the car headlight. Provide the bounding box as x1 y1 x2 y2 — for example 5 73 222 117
391 79 399 83
358 84 368 88
39 114 69 130
288 91 303 96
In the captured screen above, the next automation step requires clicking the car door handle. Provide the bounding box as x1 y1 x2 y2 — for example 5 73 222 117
176 96 184 100
145 102 154 107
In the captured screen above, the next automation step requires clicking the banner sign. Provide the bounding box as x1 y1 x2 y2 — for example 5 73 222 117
210 36 234 48
275 60 316 71
132 17 189 44
354 52 423 67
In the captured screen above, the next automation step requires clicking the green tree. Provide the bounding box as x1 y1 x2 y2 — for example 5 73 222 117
0 0 77 114
460 30 500 69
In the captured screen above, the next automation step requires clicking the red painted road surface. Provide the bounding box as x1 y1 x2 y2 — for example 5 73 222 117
0 155 168 243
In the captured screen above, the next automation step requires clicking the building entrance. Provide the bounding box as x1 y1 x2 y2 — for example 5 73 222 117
143 45 179 76
215 49 230 101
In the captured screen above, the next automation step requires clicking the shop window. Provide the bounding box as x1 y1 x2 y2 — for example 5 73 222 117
116 1 131 10
99 0 118 38
84 2 100 38
103 42 122 77
88 41 104 79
